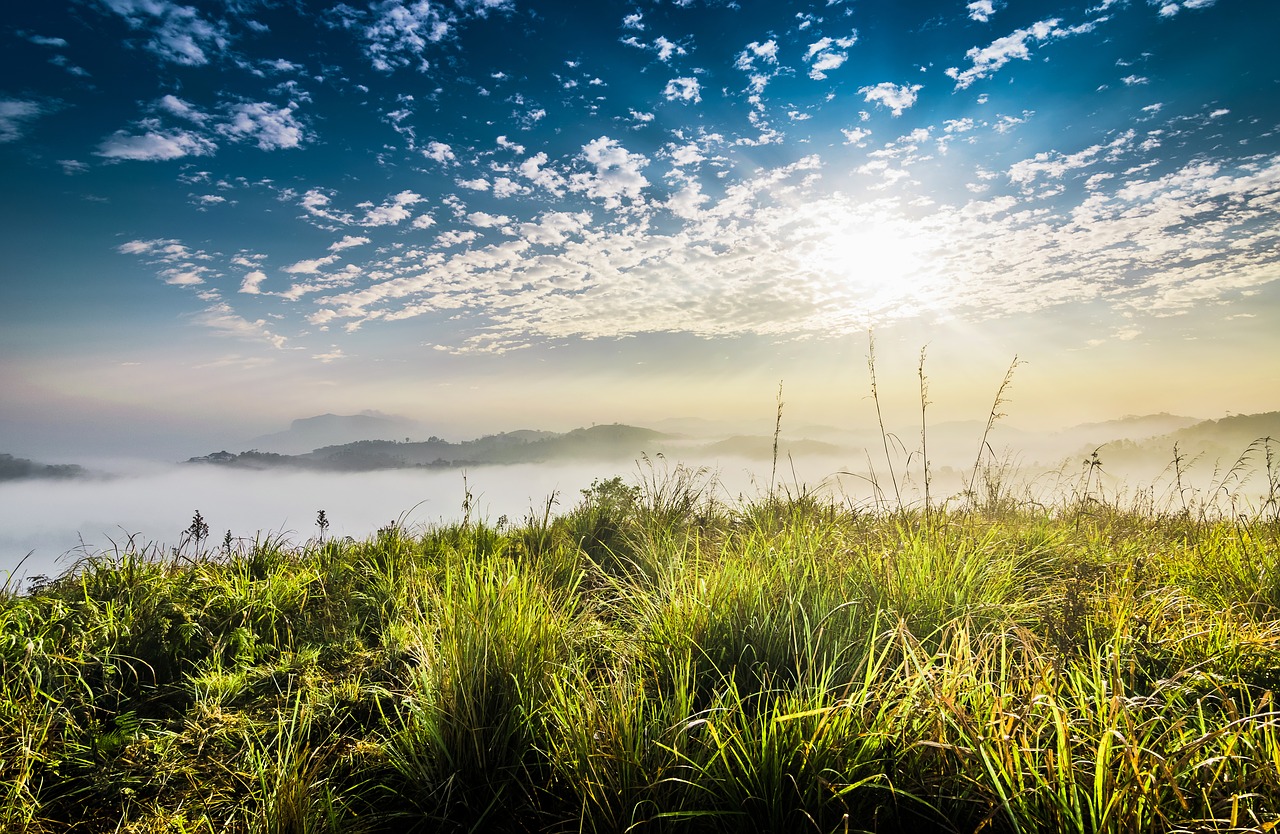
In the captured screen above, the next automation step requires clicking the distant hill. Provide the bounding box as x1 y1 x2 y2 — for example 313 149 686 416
1068 412 1202 440
186 410 1278 479
245 412 429 455
189 424 673 472
1052 412 1280 476
0 453 87 481
700 435 845 460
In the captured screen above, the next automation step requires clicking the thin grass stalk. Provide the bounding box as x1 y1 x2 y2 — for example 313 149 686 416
867 330 902 510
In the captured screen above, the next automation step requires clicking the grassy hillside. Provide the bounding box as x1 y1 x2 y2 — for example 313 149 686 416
3 463 1280 833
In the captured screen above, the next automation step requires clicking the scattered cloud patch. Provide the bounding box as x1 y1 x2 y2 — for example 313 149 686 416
193 302 287 348
1153 0 1218 16
28 34 69 47
653 36 686 62
312 347 346 363
330 235 371 252
0 99 43 143
216 101 305 150
157 94 209 124
96 128 216 161
239 270 268 294
519 152 568 195
663 77 702 103
361 0 455 71
283 255 339 274
423 140 456 164
734 40 778 71
569 136 650 209
98 0 230 65
804 33 857 80
967 0 1003 22
467 211 511 228
946 18 1093 89
858 82 922 116
298 188 356 225
841 127 871 145
359 190 422 226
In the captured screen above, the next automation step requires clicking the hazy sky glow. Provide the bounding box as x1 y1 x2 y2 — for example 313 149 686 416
3 0 1279 457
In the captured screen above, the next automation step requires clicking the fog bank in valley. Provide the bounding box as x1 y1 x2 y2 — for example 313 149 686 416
5 408 1278 587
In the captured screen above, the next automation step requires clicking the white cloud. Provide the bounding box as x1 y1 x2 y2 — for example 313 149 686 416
735 39 778 71
362 0 456 71
516 211 591 246
1121 75 1149 86
98 0 229 65
1008 131 1133 186
455 0 513 15
491 176 528 198
283 255 339 274
569 136 650 209
312 347 347 363
330 235 371 252
193 302 287 348
359 190 422 226
804 33 857 80
841 127 871 145
1153 0 1217 16
967 0 1003 22
946 18 1093 90
622 11 643 29
216 101 305 150
412 214 436 229
435 229 480 248
994 110 1034 133
668 142 705 166
519 153 568 195
666 180 709 218
467 211 511 228
653 36 686 62
298 189 355 225
858 82 923 116
239 270 268 294
423 140 456 164
663 77 702 103
286 148 1280 356
0 99 42 143
96 128 216 161
157 94 208 123
495 135 524 154
456 177 491 191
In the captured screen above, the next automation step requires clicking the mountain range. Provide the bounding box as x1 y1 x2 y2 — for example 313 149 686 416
5 411 1277 481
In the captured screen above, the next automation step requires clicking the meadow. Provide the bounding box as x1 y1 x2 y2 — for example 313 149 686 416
3 433 1280 834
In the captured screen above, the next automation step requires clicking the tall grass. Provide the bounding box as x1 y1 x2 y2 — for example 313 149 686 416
3 448 1280 832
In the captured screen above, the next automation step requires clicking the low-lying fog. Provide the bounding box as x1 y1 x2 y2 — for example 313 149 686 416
0 456 858 583
5 439 1273 588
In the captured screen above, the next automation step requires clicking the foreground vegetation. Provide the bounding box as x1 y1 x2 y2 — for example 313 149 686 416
3 456 1280 833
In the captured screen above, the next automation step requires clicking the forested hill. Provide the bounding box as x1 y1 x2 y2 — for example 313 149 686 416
187 424 672 471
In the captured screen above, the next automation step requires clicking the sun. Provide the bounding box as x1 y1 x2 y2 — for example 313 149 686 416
787 201 937 326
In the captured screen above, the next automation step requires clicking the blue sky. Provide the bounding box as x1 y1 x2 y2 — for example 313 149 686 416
2 0 1278 457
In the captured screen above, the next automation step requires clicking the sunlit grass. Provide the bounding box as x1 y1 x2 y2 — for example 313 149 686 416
3 452 1280 832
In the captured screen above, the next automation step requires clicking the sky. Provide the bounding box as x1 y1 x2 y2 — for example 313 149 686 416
2 0 1279 460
